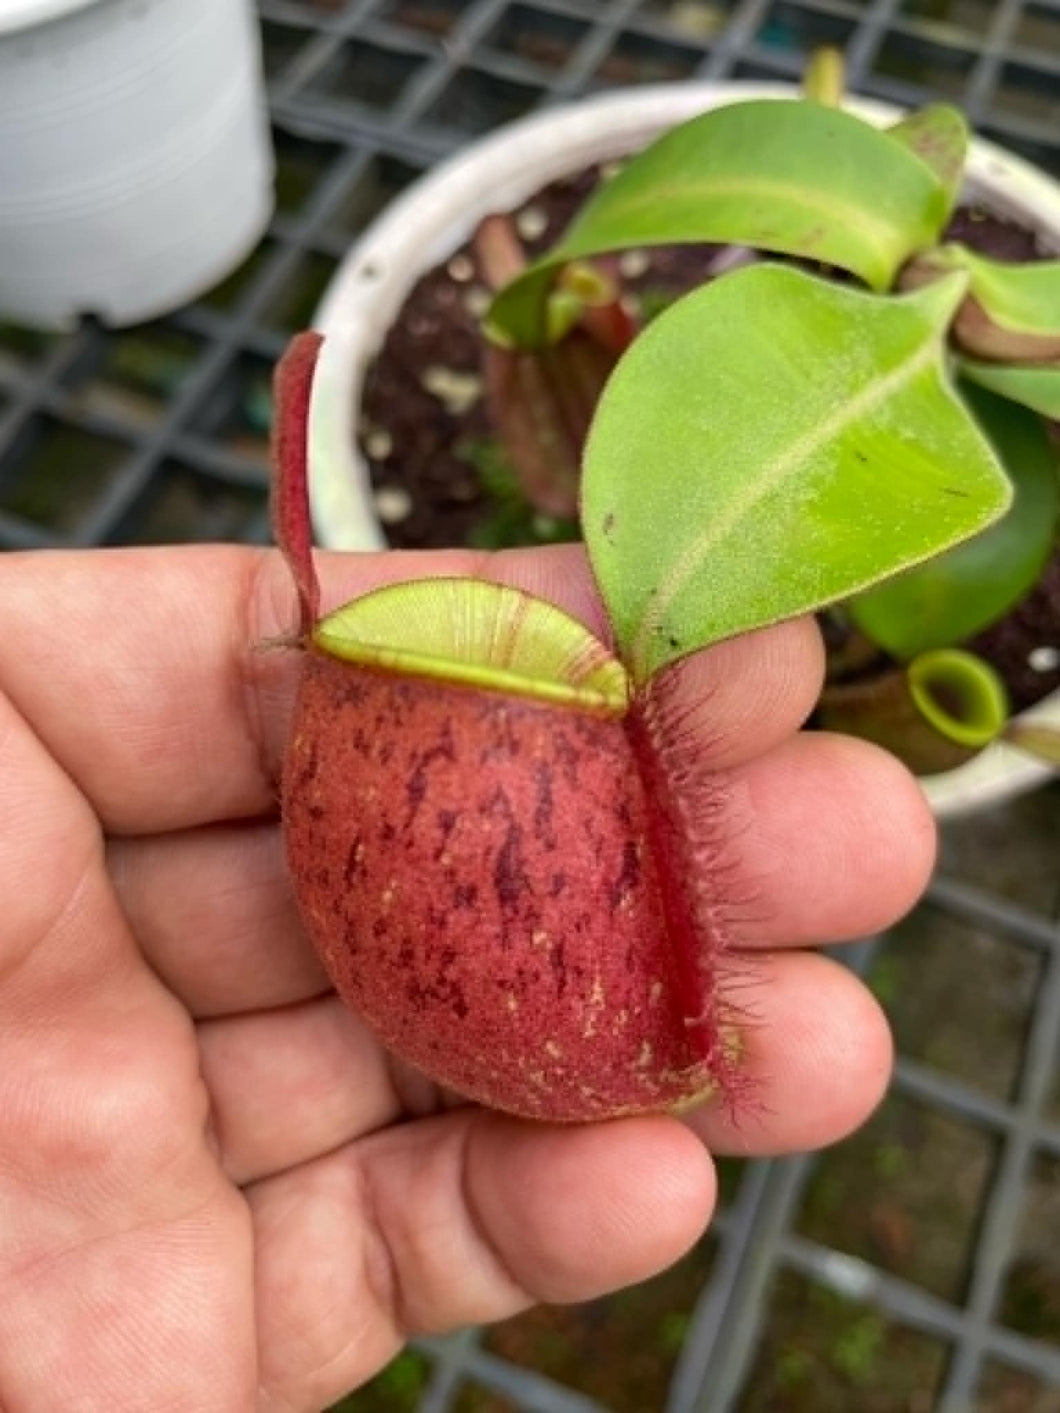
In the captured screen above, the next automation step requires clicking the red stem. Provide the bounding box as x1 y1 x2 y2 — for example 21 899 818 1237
270 331 324 638
473 214 528 292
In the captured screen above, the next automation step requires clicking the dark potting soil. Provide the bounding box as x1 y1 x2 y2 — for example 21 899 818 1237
359 165 722 549
358 169 1060 712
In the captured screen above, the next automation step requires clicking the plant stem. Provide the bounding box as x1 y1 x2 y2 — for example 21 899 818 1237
474 214 528 295
803 47 845 107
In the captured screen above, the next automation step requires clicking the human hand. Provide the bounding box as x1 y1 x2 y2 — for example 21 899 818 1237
0 542 934 1411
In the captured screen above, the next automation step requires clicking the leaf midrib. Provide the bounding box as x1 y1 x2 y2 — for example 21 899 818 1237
561 173 912 274
629 335 942 679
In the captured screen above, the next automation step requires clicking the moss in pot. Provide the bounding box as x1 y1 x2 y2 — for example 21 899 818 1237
355 55 1060 779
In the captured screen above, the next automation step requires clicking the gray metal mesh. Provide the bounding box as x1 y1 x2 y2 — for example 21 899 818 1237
1 2 1058 1408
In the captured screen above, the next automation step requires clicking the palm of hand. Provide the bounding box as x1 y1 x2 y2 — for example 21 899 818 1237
0 545 932 1412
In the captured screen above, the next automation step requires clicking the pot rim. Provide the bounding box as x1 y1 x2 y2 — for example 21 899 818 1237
310 78 1060 818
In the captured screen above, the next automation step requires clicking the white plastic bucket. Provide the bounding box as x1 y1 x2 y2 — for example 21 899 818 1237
0 0 274 329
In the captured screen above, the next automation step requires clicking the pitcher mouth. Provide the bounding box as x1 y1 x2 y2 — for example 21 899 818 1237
312 577 631 717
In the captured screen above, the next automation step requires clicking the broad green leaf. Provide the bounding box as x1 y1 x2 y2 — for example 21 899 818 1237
848 384 1059 658
887 105 969 201
959 357 1060 419
582 264 1012 684
489 100 958 347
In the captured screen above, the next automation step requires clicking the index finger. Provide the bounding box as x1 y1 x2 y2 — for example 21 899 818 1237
0 544 822 834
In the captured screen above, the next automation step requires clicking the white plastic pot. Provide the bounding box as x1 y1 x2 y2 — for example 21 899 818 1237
0 0 274 329
311 81 1060 818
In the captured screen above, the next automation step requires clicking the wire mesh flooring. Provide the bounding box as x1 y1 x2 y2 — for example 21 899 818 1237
1 1 1058 1408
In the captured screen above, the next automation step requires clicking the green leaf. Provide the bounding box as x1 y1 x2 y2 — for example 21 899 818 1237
582 264 1012 684
906 243 1060 362
959 357 1060 419
489 100 958 347
887 105 969 201
848 384 1059 658
937 244 1060 338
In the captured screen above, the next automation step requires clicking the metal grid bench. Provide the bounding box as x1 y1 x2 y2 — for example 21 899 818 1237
1 3 1058 1409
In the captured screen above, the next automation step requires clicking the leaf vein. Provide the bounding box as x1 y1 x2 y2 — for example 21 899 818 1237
630 336 940 678
565 174 905 274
